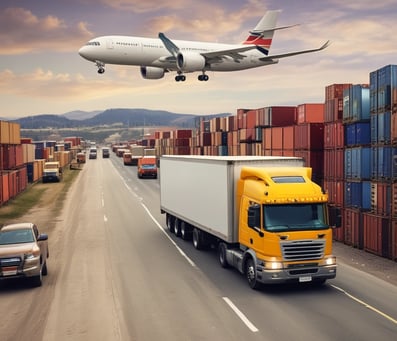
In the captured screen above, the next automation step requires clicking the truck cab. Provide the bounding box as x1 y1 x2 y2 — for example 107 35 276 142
137 156 157 178
42 161 62 183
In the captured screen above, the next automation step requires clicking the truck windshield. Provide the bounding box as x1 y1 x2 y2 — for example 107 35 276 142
263 204 328 232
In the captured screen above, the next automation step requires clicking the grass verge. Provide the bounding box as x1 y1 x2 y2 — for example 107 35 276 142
0 167 81 224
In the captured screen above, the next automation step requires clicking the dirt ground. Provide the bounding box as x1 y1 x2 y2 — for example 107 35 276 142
4 170 397 287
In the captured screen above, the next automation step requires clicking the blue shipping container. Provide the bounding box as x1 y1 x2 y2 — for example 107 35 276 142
345 181 371 209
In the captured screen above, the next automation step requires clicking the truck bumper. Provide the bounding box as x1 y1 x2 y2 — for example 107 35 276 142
256 264 337 284
0 256 41 280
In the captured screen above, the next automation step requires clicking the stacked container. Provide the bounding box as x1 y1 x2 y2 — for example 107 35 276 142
322 84 351 242
342 84 371 248
0 120 28 206
367 65 397 258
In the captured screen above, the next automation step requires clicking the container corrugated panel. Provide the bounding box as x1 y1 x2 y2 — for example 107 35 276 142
325 84 352 101
297 103 324 124
324 122 344 149
1 172 9 204
392 112 397 143
343 208 363 248
283 126 294 150
373 111 391 143
345 181 371 209
363 212 391 258
263 128 271 149
294 123 324 150
371 181 391 216
324 179 344 206
392 220 397 261
0 121 10 144
375 146 396 179
345 122 371 146
343 85 370 123
324 149 344 179
271 127 283 149
268 106 297 127
325 98 343 122
345 147 371 180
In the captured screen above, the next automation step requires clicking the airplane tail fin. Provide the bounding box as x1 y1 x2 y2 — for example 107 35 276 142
242 10 281 52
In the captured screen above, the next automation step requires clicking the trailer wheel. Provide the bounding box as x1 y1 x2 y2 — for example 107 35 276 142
174 218 181 237
218 242 229 268
192 228 203 250
180 221 191 240
245 257 262 290
166 214 174 233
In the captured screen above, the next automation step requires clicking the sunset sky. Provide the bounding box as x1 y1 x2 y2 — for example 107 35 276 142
1 0 396 119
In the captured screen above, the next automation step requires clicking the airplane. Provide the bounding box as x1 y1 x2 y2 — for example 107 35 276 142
78 10 329 82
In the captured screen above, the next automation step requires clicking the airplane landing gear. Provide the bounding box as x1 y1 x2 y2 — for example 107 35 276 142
198 74 209 81
95 61 105 74
175 74 186 82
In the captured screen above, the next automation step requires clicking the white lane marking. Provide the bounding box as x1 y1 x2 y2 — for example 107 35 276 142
141 203 196 268
223 297 259 332
104 215 108 222
331 284 397 325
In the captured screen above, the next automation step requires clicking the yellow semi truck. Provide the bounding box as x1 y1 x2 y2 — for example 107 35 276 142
160 155 341 289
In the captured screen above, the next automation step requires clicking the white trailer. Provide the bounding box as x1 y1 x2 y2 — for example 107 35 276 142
160 155 304 243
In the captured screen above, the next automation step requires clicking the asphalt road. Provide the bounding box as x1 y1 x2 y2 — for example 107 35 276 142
1 155 396 341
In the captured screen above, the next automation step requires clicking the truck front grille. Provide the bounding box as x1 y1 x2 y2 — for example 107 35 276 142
280 240 325 261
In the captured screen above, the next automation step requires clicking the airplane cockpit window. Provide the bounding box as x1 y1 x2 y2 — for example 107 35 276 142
86 41 100 46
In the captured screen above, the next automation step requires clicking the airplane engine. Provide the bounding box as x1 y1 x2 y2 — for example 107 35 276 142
177 52 206 72
140 66 165 79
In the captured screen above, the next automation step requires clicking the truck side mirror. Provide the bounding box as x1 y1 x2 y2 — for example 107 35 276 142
248 204 261 228
329 206 342 228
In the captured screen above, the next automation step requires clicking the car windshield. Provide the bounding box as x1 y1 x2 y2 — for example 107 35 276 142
142 164 155 169
264 204 328 232
0 229 35 245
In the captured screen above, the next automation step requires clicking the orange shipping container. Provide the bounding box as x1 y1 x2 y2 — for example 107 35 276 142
283 126 294 150
271 127 283 149
0 121 10 144
297 103 324 124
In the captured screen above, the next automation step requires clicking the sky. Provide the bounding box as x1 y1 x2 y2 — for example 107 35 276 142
0 0 396 119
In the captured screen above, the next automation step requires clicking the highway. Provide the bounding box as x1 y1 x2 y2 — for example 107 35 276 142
1 154 397 341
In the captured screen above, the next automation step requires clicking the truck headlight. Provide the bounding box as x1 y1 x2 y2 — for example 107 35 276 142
325 256 336 266
265 261 283 270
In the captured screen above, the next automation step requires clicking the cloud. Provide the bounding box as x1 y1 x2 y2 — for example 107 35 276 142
0 7 93 55
100 0 187 13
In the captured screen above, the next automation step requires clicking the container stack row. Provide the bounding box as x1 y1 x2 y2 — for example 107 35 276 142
0 121 28 205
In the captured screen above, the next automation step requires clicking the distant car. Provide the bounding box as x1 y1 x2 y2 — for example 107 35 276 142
102 148 110 158
0 223 49 287
89 148 97 159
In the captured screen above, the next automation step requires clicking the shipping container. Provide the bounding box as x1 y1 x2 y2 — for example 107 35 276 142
345 181 371 209
297 103 324 124
294 123 324 150
392 220 397 261
371 181 391 216
325 84 352 101
343 84 370 123
324 122 344 149
343 208 363 248
344 122 371 146
371 146 397 179
324 149 344 179
324 179 344 207
363 213 391 258
344 147 371 180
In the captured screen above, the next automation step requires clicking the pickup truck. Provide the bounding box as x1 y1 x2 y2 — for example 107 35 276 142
0 223 49 287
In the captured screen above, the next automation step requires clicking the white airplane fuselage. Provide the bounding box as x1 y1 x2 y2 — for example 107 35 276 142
78 35 277 72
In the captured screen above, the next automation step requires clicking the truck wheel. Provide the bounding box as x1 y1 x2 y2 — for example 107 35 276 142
180 221 191 240
245 258 262 290
218 243 229 268
166 214 174 233
192 228 203 250
174 218 181 237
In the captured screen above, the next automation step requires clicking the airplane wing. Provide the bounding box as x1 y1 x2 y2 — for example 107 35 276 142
258 40 330 61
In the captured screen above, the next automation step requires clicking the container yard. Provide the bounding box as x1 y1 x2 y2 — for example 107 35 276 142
1 63 396 263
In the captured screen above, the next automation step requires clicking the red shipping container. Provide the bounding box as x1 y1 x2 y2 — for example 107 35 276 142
363 212 391 257
297 103 324 124
392 112 397 144
267 106 297 127
294 123 324 150
246 110 257 129
324 149 344 179
263 128 272 149
283 126 294 150
174 129 192 139
200 132 212 146
343 208 362 248
371 182 391 216
325 83 351 101
325 98 344 122
271 127 283 149
1 173 9 204
323 179 344 207
20 137 33 144
324 122 344 149
294 150 324 180
392 183 397 219
392 220 397 261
